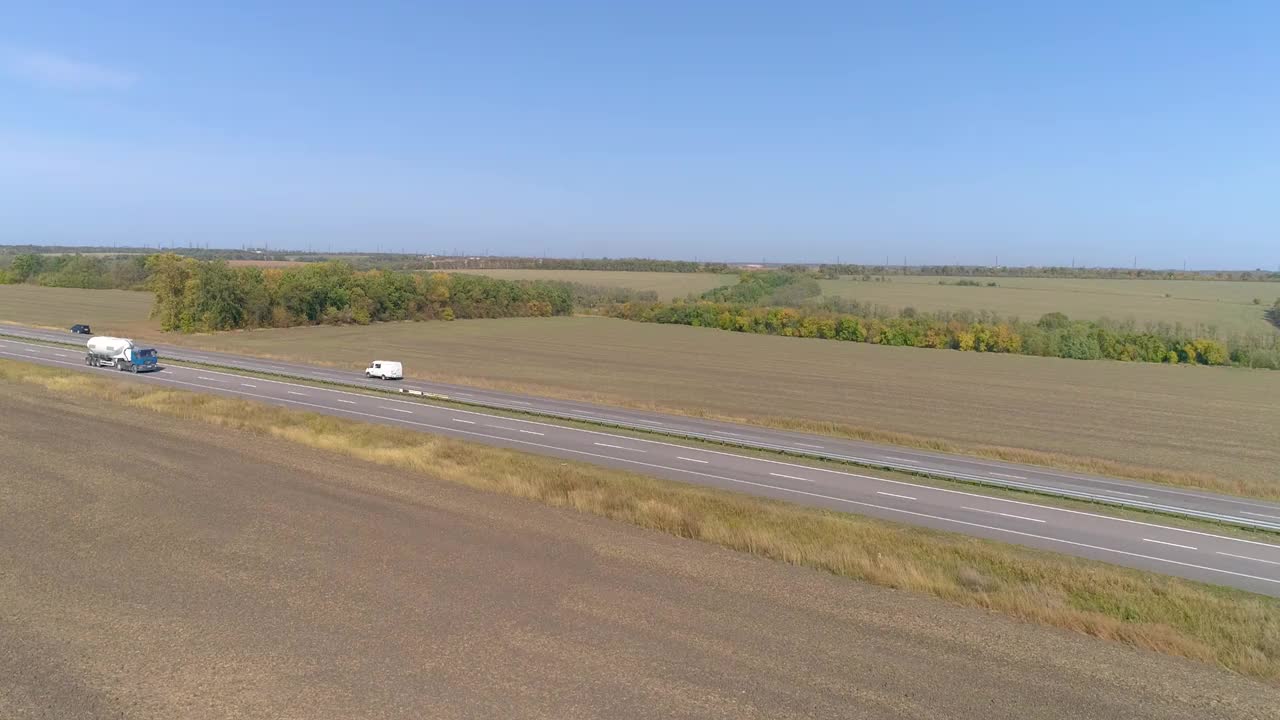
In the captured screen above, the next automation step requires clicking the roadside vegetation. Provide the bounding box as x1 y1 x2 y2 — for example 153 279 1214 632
2 356 1277 682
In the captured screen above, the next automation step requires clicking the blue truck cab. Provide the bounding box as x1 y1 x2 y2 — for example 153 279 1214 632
130 347 160 371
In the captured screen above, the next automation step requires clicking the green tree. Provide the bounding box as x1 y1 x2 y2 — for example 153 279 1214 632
10 253 45 282
146 253 199 331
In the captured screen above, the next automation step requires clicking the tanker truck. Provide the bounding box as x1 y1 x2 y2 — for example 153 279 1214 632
85 336 160 373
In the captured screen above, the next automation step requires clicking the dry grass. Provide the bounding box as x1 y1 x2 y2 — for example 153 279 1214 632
819 275 1280 336
3 356 1278 683
175 316 1280 498
450 268 735 299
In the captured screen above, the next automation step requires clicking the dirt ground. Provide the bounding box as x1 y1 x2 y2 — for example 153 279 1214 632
1 384 1273 719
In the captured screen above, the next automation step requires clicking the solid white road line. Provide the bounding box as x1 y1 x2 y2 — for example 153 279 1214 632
677 456 708 464
594 442 644 452
770 472 814 483
793 442 825 449
712 430 742 437
1216 552 1280 566
1144 538 1197 550
962 506 1045 523
877 491 917 501
1243 511 1280 521
452 418 476 424
882 456 914 463
989 472 1028 480
379 407 414 414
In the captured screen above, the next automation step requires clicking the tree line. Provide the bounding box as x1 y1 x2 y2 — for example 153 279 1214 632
0 253 150 289
146 254 575 332
603 301 1274 366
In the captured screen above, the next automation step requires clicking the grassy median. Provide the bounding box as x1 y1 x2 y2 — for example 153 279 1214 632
1 357 1278 682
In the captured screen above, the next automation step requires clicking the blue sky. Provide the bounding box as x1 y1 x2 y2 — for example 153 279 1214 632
2 2 1277 268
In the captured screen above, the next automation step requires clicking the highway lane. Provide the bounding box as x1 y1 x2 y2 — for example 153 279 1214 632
3 335 1280 596
5 323 1280 532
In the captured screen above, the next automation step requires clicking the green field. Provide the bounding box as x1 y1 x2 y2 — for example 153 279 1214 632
824 276 1278 335
3 283 1277 493
450 268 735 300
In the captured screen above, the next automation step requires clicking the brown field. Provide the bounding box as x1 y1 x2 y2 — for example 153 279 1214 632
0 284 156 336
175 316 1280 493
451 268 735 299
2 284 1276 493
3 361 1278 700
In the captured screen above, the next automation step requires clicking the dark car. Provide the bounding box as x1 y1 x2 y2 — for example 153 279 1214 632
70 324 92 334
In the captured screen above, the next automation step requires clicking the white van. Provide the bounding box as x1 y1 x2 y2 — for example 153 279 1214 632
365 360 403 380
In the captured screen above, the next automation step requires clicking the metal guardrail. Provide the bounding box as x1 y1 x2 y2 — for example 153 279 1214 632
5 326 1278 533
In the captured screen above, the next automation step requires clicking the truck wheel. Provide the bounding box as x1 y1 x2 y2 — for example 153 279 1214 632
130 364 138 373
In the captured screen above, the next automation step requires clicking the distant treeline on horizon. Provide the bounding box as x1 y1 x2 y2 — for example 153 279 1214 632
2 245 1278 282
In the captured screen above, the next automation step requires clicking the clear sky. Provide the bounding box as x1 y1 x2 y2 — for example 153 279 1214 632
2 2 1276 268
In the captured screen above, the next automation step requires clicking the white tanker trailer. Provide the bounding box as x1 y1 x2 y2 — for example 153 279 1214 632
85 336 160 373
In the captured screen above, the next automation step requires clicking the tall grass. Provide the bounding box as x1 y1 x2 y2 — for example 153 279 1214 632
3 358 1279 683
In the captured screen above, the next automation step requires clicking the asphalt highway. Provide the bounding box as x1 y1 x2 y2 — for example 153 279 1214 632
5 324 1280 532
2 331 1279 596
